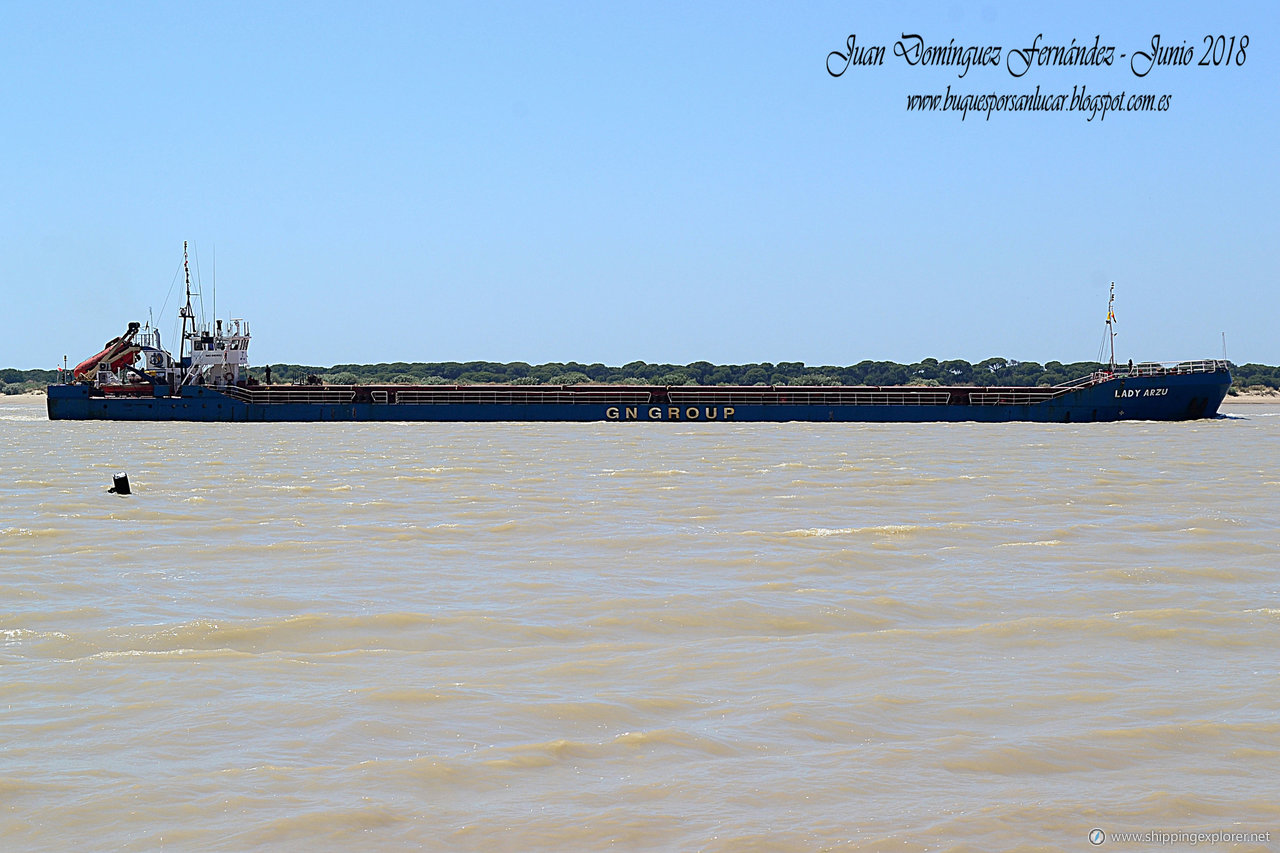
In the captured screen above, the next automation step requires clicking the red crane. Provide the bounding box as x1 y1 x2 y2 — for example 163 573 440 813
72 322 143 382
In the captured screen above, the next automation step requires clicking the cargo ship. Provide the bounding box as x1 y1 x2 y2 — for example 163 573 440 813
46 251 1232 423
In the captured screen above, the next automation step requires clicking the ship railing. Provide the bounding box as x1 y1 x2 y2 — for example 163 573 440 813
222 385 657 405
669 389 953 406
220 385 356 405
392 389 654 405
1051 358 1230 391
1117 359 1230 377
216 384 254 402
1054 372 1107 390
968 388 1069 406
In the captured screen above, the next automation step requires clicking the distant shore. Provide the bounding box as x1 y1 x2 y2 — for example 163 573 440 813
1222 391 1280 405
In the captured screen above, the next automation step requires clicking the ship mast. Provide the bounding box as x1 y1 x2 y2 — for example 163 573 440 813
178 241 195 373
1106 281 1117 373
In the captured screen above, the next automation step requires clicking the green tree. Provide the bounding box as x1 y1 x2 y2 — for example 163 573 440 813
548 372 591 385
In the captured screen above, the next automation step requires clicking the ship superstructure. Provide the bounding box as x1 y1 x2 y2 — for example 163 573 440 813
59 242 251 398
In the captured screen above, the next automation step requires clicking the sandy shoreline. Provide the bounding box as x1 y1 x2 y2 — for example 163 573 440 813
1221 393 1280 405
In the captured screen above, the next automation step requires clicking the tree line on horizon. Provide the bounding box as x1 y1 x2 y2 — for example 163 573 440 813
10 359 1280 394
4 359 1279 394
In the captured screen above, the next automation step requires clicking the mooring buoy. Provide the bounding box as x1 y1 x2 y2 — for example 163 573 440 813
108 472 131 495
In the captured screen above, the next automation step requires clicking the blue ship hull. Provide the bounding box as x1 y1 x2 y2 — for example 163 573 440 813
47 368 1231 423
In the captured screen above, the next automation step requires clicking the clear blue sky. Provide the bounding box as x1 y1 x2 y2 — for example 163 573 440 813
2 1 1276 369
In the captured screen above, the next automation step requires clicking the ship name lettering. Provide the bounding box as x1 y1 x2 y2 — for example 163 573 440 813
1113 387 1169 398
607 405 735 421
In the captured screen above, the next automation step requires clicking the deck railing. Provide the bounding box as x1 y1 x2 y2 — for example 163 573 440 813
968 389 1066 406
1114 359 1230 378
222 386 653 406
215 359 1229 409
966 359 1230 405
219 385 356 405
392 389 654 405
669 389 952 406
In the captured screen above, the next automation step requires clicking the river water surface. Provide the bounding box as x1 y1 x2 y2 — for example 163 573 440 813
2 394 1277 851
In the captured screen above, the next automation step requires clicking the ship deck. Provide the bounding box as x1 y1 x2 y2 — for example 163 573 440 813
213 359 1229 408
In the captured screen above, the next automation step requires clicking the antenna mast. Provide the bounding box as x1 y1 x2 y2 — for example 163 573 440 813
1106 281 1117 373
178 241 195 368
